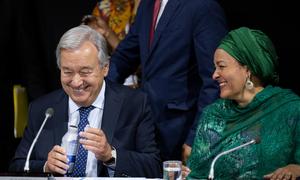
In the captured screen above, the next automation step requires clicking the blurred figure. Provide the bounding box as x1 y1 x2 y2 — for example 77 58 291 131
82 0 141 88
187 27 300 180
92 0 140 43
9 25 161 178
107 0 228 162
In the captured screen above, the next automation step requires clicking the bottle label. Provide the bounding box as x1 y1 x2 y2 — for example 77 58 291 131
65 140 79 173
66 155 76 173
66 140 78 154
61 126 79 174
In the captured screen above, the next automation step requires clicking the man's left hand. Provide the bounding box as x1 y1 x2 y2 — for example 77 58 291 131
79 127 112 162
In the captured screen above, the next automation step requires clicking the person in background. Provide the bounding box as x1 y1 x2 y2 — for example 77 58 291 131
82 0 141 88
9 25 161 178
91 0 140 48
107 0 228 163
186 27 300 180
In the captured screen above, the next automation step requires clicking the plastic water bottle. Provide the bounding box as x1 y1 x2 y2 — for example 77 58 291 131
61 124 79 174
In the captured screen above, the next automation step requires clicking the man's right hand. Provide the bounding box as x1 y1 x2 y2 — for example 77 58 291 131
44 145 68 175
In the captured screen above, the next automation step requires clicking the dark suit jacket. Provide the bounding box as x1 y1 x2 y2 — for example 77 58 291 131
9 81 161 178
107 0 228 159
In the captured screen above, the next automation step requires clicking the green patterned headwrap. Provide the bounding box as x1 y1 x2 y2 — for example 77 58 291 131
218 27 279 85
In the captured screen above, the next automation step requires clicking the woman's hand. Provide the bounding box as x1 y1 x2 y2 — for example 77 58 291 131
182 165 191 180
264 164 300 180
81 15 120 50
182 143 192 165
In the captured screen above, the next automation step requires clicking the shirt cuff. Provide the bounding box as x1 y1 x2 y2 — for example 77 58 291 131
43 161 47 172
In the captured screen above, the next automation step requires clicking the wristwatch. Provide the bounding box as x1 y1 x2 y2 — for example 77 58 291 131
104 147 116 165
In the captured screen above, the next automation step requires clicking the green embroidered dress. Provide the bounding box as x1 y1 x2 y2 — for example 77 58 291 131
188 86 300 179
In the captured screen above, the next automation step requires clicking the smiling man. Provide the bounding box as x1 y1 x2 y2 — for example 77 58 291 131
9 25 161 178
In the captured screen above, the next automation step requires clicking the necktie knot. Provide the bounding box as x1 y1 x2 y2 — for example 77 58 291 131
78 106 95 132
79 105 95 115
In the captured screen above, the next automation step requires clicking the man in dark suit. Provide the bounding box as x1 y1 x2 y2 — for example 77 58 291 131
107 0 228 161
9 25 161 177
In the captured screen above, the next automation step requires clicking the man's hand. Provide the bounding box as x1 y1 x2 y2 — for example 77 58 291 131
182 144 192 165
79 127 112 162
44 145 68 175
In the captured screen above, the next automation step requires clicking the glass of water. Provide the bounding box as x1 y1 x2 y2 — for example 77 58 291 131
163 160 182 180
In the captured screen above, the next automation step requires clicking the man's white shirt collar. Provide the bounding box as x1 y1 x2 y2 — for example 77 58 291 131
68 80 106 125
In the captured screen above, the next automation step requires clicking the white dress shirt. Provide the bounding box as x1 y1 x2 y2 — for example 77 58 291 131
68 81 106 177
155 0 169 29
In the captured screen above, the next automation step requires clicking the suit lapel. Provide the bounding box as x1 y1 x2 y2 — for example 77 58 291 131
101 81 123 144
97 82 123 176
149 0 180 54
53 91 69 145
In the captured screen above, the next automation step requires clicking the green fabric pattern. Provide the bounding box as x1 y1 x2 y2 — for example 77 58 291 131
218 27 279 85
187 86 300 180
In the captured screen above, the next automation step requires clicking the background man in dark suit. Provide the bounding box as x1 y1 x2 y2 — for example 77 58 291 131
9 25 161 177
107 0 228 162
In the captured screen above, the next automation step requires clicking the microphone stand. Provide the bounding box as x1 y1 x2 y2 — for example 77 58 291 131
208 139 257 180
24 108 54 172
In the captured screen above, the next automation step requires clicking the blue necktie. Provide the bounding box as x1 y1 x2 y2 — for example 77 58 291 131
71 106 95 177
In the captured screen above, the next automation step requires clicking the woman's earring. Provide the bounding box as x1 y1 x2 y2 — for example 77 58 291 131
245 77 254 90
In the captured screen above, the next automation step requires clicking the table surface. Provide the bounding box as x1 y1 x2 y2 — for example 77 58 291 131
0 177 162 180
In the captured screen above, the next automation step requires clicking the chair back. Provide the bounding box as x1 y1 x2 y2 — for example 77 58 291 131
13 85 28 138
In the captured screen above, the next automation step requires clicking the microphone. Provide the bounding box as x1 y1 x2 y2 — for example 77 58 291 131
208 137 260 180
24 108 54 172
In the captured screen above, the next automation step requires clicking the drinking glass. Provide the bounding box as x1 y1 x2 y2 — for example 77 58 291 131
163 160 182 180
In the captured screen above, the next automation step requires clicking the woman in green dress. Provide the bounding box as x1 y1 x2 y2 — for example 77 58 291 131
186 27 300 180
